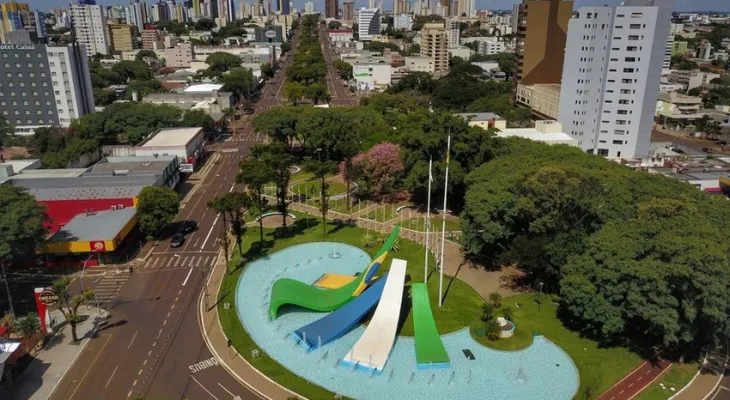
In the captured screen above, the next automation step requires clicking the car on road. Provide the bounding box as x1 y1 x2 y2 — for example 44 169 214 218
180 220 198 234
170 233 185 248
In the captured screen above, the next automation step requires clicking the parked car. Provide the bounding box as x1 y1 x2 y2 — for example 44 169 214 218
180 220 198 234
170 233 185 248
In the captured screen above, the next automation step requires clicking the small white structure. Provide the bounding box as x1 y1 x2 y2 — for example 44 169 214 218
135 127 206 172
497 317 515 338
353 63 391 90
497 121 580 147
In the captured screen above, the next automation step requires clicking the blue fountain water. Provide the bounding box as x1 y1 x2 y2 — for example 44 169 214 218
235 242 579 400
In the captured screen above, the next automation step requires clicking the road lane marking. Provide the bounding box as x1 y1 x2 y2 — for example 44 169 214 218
217 382 234 396
143 359 147 366
166 258 175 267
67 333 112 400
133 379 137 386
192 375 220 400
152 341 157 347
182 267 194 286
138 369 142 376
200 213 220 250
163 319 167 326
104 365 119 388
127 390 132 398
189 357 220 373
127 330 138 349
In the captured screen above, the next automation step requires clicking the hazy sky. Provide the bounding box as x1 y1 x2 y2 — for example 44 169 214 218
28 0 730 14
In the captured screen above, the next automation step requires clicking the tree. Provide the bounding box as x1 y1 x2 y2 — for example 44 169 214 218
93 88 117 106
206 52 243 73
489 292 502 308
0 116 13 150
677 60 698 70
194 18 216 31
135 50 157 61
258 143 295 229
0 185 48 266
283 81 305 105
305 158 338 234
125 79 167 100
208 192 252 263
181 110 215 133
52 277 95 342
350 142 404 199
260 63 275 81
14 312 41 338
112 60 152 82
304 82 330 105
238 154 275 244
328 21 342 30
484 318 502 341
137 186 180 239
280 41 292 54
28 126 68 154
221 67 254 100
333 60 353 80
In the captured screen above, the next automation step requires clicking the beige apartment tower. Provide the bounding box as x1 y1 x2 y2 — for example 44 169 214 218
108 24 135 52
514 0 573 84
420 22 449 73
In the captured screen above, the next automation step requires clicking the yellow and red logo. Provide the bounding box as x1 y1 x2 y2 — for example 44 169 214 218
90 241 106 253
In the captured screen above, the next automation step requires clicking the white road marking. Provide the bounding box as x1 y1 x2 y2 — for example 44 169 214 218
133 379 138 386
143 359 147 366
182 267 194 286
217 382 235 396
138 369 142 376
127 390 132 398
127 330 138 349
192 375 220 400
104 365 119 388
200 213 220 251
163 319 167 326
166 258 175 268
188 357 220 373
152 341 157 347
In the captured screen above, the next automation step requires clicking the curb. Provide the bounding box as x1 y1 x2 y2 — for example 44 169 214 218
197 248 305 400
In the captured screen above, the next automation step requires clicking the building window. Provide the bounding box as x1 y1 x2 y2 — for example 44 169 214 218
623 68 635 73
597 149 609 157
617 110 628 115
614 130 625 135
621 79 632 83
50 62 55 67
618 99 629 104
628 35 639 40
631 12 643 18
630 24 641 29
51 72 57 77
612 140 624 145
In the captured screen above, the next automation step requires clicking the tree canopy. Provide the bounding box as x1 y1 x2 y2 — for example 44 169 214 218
136 186 180 239
0 185 47 264
206 52 243 73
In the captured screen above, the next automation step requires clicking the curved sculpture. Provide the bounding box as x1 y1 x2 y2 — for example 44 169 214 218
412 282 450 369
268 226 400 320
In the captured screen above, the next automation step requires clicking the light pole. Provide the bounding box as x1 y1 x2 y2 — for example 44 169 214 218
80 253 94 291
92 275 102 314
538 282 544 313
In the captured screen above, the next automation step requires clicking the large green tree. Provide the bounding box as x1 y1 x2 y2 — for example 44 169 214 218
112 60 152 82
256 143 295 229
305 158 337 234
206 52 243 73
0 185 47 267
221 67 255 100
237 153 275 244
207 192 252 262
137 186 180 239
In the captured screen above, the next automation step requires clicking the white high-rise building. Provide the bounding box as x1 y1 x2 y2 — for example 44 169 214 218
71 3 111 55
664 28 673 69
447 19 459 48
558 0 672 159
304 1 314 14
358 7 381 41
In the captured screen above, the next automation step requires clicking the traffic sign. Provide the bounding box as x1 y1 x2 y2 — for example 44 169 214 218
265 30 277 39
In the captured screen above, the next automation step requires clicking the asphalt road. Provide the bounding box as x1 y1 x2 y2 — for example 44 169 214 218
44 32 298 400
319 24 360 107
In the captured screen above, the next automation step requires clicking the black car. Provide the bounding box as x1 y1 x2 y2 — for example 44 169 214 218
170 233 185 248
180 220 198 234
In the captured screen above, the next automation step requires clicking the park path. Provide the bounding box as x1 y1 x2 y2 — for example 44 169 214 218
596 358 672 400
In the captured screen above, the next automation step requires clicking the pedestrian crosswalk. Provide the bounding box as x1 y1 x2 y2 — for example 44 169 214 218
229 133 267 143
91 271 130 306
143 254 217 270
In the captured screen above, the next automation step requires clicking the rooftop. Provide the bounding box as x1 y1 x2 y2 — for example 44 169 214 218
87 155 177 175
183 83 224 93
137 127 203 148
47 207 137 243
455 112 505 122
11 175 159 201
496 129 579 147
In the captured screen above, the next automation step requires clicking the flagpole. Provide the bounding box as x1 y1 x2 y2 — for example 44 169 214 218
424 157 432 283
439 136 451 307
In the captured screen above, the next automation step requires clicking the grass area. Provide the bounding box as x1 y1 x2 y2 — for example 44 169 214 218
244 206 277 223
403 217 462 232
471 293 643 399
290 169 315 182
634 362 701 400
291 179 347 198
217 216 484 399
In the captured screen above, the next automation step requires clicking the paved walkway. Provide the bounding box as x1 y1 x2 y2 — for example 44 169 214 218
673 345 729 400
5 308 103 400
596 358 673 400
200 247 300 400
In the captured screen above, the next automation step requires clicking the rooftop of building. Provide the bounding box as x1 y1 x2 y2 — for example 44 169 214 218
10 174 159 201
143 91 232 102
47 207 137 243
182 83 223 93
657 92 703 104
87 155 177 175
137 127 203 148
496 129 578 146
455 112 506 122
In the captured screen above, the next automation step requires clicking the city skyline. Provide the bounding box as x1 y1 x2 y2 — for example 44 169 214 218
21 0 730 14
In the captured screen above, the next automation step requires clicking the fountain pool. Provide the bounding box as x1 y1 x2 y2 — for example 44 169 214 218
236 242 579 399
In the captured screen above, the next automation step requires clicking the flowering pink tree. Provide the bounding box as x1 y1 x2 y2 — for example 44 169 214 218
343 142 404 199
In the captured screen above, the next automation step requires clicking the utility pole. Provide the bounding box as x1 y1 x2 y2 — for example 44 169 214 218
1 261 16 316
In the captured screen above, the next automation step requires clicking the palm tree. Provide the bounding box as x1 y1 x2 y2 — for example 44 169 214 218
305 158 337 235
208 192 252 263
238 155 275 244
500 305 514 321
489 291 502 308
484 318 502 341
481 302 496 322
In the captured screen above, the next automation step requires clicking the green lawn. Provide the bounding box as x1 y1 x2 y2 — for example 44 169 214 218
403 217 462 232
291 179 347 199
217 216 483 399
634 362 701 400
472 293 643 399
290 168 315 182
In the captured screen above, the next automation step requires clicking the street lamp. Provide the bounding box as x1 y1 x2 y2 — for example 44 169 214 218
538 282 544 313
80 253 95 291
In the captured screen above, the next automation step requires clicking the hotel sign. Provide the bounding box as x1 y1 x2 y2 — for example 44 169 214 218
0 44 36 51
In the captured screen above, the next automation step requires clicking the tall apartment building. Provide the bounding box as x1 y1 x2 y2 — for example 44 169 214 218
304 1 314 15
70 2 111 55
107 23 135 52
128 0 147 32
141 28 163 49
0 2 47 44
325 0 338 19
514 0 573 84
0 1 29 43
447 19 459 48
420 22 448 73
663 28 673 69
0 43 94 134
358 8 381 41
164 42 193 67
558 0 672 159
457 0 474 18
342 2 354 20
393 0 409 14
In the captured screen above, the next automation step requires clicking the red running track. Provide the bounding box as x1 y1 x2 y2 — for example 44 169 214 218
597 359 673 400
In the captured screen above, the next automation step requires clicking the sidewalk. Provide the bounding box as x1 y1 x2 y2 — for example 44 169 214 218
4 308 103 400
199 249 300 400
672 346 729 400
